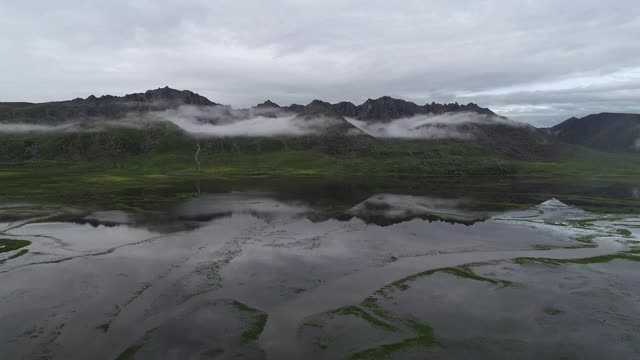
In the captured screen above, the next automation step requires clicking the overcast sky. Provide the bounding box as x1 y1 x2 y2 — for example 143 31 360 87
1 0 638 126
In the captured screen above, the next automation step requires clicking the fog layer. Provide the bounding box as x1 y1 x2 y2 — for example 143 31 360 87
346 112 524 139
0 106 526 140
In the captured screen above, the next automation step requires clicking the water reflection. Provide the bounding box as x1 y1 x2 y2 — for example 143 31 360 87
0 180 639 359
346 194 491 226
170 192 312 222
44 190 499 235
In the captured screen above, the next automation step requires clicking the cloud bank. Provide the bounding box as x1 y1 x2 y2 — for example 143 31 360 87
346 112 524 139
155 105 344 137
0 123 76 133
0 105 528 140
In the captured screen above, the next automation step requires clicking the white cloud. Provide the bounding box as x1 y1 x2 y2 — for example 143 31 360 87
346 112 524 139
156 105 344 137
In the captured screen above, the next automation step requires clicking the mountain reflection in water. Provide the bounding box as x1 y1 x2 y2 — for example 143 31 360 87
1 180 639 360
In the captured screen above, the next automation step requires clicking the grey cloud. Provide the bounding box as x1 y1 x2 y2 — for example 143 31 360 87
156 105 345 137
346 113 522 139
0 0 639 126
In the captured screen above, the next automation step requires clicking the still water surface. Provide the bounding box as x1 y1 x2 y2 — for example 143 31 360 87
1 178 639 359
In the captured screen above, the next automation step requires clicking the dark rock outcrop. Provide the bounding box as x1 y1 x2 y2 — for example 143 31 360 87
291 100 367 137
0 86 216 124
328 97 500 122
255 100 280 108
296 100 343 119
119 86 215 106
357 96 422 121
424 101 498 117
332 101 359 117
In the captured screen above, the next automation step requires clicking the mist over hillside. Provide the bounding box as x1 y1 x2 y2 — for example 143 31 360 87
5 86 640 162
0 87 529 141
346 112 525 140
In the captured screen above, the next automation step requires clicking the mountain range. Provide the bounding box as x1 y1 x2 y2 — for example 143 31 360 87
257 95 500 122
0 87 498 124
0 87 638 164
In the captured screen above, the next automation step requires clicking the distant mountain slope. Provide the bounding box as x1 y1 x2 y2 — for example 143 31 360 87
252 96 557 159
293 100 365 135
550 113 640 151
290 100 379 155
472 122 560 160
0 87 215 124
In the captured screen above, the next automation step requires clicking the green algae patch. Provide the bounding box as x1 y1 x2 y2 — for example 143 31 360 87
332 306 399 332
356 265 511 359
0 249 28 264
115 343 144 360
0 239 31 264
361 296 395 321
386 255 399 263
567 219 595 228
514 253 640 266
390 266 512 292
543 307 564 316
231 301 268 343
347 319 442 360
532 242 597 250
567 217 626 228
532 234 600 250
575 234 598 244
616 229 632 237
303 320 324 328
96 323 110 333
0 239 31 254
441 267 513 287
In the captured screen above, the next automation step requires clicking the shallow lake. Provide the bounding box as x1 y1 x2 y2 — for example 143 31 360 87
1 178 639 359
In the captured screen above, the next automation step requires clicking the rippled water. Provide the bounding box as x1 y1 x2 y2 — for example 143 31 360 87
0 179 639 359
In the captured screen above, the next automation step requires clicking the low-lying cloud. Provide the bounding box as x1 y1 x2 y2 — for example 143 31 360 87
166 113 306 137
0 123 78 132
0 106 528 140
346 112 525 139
0 119 155 133
156 105 343 137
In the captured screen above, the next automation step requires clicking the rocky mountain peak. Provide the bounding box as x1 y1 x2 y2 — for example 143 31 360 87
357 96 421 121
298 100 341 118
121 86 215 106
255 99 280 108
332 101 358 117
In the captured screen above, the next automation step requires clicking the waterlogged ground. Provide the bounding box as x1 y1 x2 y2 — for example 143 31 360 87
0 181 640 359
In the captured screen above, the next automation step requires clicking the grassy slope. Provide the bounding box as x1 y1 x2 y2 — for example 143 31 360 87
1 126 640 211
0 125 519 178
1 130 638 178
518 145 640 178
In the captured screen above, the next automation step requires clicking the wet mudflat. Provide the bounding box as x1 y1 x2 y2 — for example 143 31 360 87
0 179 639 359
